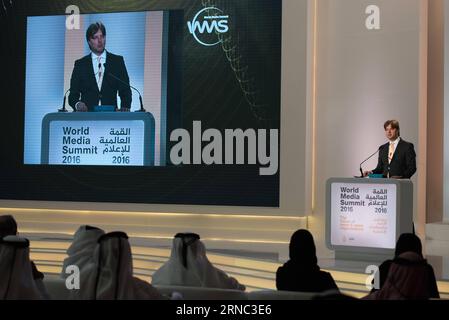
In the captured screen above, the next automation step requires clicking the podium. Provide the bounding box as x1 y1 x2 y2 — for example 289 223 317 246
326 177 413 261
41 112 155 166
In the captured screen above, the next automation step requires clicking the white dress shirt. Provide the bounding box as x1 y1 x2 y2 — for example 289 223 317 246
92 51 107 104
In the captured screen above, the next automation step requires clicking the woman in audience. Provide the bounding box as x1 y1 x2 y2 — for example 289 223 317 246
371 233 439 298
152 233 246 291
0 236 45 299
71 231 165 300
276 229 338 293
0 215 17 238
364 251 436 300
0 215 50 299
61 225 105 279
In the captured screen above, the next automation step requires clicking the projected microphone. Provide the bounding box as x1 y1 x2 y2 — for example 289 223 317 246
357 147 380 178
58 89 74 112
104 63 146 112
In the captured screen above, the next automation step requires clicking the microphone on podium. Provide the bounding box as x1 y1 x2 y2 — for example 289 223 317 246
58 89 75 112
356 147 380 178
104 63 146 112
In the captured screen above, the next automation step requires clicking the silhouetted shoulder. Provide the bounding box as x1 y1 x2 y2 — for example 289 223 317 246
275 265 287 289
425 263 440 298
319 270 339 290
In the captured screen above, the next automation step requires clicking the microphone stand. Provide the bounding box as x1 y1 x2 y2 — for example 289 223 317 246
359 167 364 179
106 70 146 112
58 89 72 112
356 148 380 178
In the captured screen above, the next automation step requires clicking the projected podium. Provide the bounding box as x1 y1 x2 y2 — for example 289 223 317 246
326 177 413 261
41 112 155 166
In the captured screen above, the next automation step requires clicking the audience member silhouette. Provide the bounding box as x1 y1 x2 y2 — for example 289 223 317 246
0 236 45 299
70 231 165 300
0 215 49 299
152 233 245 291
276 229 339 293
364 251 437 300
0 215 17 238
371 233 439 298
61 225 105 279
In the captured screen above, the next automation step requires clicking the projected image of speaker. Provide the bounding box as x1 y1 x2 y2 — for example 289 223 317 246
24 10 183 167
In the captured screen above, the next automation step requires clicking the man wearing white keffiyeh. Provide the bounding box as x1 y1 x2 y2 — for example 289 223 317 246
67 231 165 300
0 236 45 299
152 233 245 291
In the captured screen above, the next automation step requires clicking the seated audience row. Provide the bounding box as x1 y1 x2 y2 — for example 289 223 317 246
0 215 441 300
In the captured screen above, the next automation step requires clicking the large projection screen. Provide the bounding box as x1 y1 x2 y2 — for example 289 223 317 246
0 0 310 216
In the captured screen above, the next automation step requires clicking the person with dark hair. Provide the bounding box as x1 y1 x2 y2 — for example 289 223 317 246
152 233 245 290
276 229 339 293
364 120 416 178
0 215 17 238
370 233 439 298
68 22 132 112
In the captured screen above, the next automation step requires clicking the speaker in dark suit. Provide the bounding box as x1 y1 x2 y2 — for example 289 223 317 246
372 139 416 179
68 52 132 112
369 120 417 179
68 22 132 112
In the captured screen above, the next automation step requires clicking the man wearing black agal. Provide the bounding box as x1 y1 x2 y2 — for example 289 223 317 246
68 22 132 112
364 120 417 179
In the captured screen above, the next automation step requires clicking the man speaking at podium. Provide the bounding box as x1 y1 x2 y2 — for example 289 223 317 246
68 22 132 112
364 120 416 179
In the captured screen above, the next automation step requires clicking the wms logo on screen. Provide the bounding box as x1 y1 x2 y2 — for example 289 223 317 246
187 7 229 46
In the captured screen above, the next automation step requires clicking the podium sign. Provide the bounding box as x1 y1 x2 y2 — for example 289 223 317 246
330 182 397 249
41 112 155 166
326 178 413 259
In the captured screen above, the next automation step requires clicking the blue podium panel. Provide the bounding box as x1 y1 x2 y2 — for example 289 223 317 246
41 112 155 166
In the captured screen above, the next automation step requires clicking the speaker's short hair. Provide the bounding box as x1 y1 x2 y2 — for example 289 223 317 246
86 22 106 42
384 119 400 136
